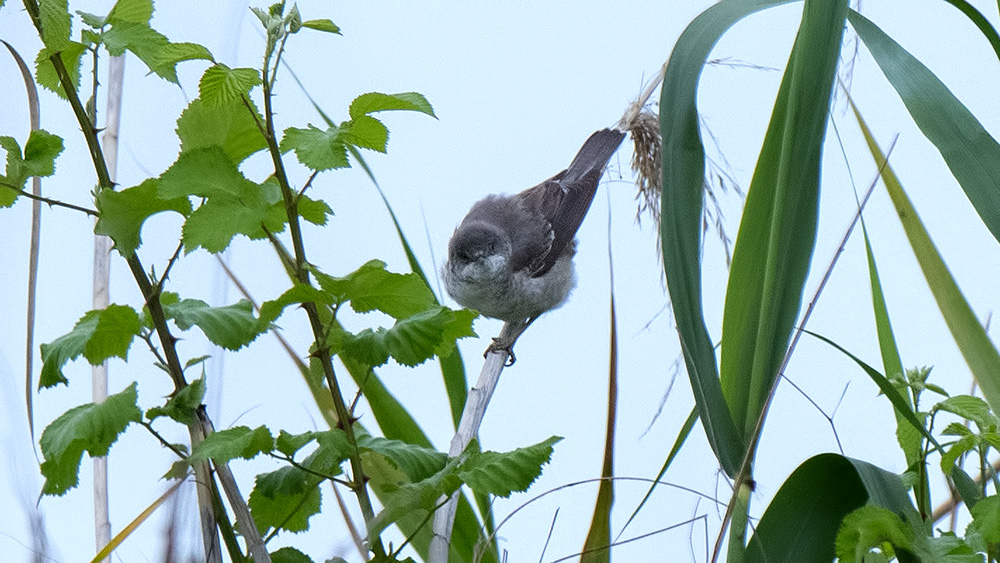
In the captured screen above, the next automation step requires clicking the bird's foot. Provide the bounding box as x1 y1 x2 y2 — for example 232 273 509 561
484 337 516 366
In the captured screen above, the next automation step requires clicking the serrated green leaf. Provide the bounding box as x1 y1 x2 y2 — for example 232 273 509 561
936 395 995 429
83 304 141 364
941 434 977 477
940 422 973 437
280 124 350 171
159 147 285 252
181 185 286 253
341 306 476 368
271 547 313 563
970 495 1000 543
296 193 332 226
259 284 334 325
39 382 141 495
39 305 141 388
368 456 466 540
163 298 267 350
35 42 87 99
146 377 205 424
199 64 261 108
275 430 321 457
458 436 561 498
345 115 388 153
0 137 26 203
348 92 435 120
358 435 447 482
314 259 436 318
39 0 71 50
23 129 64 177
285 3 301 33
77 11 106 28
106 0 153 25
153 41 214 71
190 425 273 462
176 97 266 164
249 478 321 534
95 179 192 257
301 19 340 34
835 505 913 562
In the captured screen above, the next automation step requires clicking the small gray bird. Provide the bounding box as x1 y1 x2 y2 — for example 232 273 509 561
443 128 626 362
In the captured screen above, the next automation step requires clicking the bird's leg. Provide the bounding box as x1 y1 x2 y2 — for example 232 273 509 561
485 316 537 366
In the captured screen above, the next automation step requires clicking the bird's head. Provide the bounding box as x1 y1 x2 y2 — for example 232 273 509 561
446 220 512 280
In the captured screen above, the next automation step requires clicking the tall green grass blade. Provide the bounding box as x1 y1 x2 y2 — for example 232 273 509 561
849 101 1000 426
719 0 847 441
850 10 1000 245
660 0 798 478
861 221 928 511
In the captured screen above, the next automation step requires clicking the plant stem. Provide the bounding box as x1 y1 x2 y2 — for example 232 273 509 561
259 54 385 559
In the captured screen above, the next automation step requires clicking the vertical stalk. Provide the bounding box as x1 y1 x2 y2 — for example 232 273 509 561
91 53 125 562
258 60 385 558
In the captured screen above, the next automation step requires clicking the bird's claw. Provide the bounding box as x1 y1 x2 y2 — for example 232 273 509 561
485 337 516 366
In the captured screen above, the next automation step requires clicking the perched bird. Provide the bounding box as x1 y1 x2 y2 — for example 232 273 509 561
443 128 626 362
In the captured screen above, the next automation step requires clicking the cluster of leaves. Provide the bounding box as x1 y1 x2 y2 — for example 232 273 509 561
1 0 563 561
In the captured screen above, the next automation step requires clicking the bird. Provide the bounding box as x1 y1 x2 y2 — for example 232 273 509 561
442 128 626 363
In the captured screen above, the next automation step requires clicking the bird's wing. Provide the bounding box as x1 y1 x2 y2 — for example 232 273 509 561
517 128 627 277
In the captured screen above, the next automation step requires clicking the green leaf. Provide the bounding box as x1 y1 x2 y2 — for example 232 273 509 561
850 10 1000 246
39 382 142 495
271 546 314 563
259 284 335 325
146 377 206 424
358 435 447 482
341 306 476 368
719 0 847 440
368 456 465 540
835 505 913 562
95 179 192 257
296 193 332 226
199 64 261 108
746 454 918 563
862 223 923 475
659 0 798 476
176 97 267 164
285 3 301 33
314 259 436 318
275 430 322 457
249 477 321 534
39 0 72 51
0 130 64 202
23 129 64 177
39 305 141 388
458 436 561 498
34 42 87 99
301 19 340 34
849 100 1000 431
969 495 1000 543
106 0 153 25
190 425 274 462
280 124 350 171
152 42 214 74
936 395 995 429
348 92 435 119
163 298 267 350
344 115 389 153
159 147 285 252
77 11 106 29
